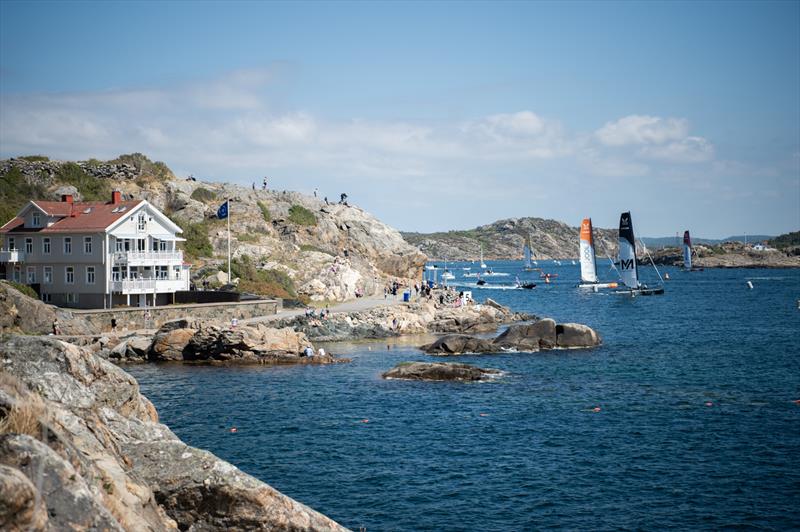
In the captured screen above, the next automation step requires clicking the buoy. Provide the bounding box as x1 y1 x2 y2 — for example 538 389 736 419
747 281 754 289
592 407 601 413
230 427 238 433
793 399 800 404
360 419 369 423
479 413 489 417
705 402 713 407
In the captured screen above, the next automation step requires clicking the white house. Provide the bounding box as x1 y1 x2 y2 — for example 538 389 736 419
0 191 190 309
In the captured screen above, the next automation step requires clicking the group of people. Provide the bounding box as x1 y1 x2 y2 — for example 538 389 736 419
304 307 330 320
302 345 326 358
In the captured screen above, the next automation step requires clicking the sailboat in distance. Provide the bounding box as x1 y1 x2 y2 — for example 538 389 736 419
577 217 618 290
522 235 536 271
682 230 704 272
615 212 665 296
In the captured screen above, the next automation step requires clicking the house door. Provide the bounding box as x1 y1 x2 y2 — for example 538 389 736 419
138 294 147 307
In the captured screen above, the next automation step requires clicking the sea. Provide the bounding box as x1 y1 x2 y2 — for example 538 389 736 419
129 261 800 531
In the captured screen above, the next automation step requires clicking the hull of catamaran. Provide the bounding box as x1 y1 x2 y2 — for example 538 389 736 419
579 218 599 283
578 282 619 290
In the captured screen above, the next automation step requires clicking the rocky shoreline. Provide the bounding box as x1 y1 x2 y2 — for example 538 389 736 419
0 282 602 530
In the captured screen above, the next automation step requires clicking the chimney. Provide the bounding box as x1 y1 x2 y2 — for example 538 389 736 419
111 190 122 205
61 194 74 204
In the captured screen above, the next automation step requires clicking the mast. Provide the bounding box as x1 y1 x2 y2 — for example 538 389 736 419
227 198 231 284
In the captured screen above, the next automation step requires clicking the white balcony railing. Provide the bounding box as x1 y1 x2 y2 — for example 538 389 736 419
111 278 187 294
113 250 183 265
0 249 24 263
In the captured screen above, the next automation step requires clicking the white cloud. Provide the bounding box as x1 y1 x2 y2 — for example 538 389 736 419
639 136 714 163
595 115 689 146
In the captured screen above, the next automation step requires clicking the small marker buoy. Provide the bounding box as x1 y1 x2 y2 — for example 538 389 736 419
479 413 488 417
592 407 601 413
230 427 238 433
705 402 713 407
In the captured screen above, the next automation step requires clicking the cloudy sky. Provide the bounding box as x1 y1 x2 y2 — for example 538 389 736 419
1 1 798 237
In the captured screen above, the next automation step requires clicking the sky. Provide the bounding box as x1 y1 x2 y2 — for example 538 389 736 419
1 1 798 238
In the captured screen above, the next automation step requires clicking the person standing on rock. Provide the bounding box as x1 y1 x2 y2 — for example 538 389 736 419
52 318 60 335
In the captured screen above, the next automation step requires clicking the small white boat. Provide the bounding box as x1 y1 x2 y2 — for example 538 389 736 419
462 267 471 271
441 271 455 280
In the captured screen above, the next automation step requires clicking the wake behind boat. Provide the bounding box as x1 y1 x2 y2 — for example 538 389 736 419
577 217 618 290
614 211 665 296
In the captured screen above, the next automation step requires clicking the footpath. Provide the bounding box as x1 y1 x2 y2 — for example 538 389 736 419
242 293 407 324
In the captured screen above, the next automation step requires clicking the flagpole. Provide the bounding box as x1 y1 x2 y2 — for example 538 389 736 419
227 198 231 284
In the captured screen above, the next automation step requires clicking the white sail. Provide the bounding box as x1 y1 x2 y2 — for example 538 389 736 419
523 244 532 269
480 244 486 269
618 211 639 289
579 218 598 283
683 230 692 270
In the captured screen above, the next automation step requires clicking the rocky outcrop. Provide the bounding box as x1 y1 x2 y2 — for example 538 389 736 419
402 216 618 261
273 297 534 342
143 319 341 365
422 319 601 354
382 361 502 382
650 241 800 268
0 335 348 531
0 281 90 335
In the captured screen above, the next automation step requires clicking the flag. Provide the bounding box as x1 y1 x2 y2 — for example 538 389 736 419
217 200 229 219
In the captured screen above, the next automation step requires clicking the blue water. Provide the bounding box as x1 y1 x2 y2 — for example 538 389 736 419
129 262 800 531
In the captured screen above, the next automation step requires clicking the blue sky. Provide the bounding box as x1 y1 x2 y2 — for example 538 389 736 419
1 0 798 237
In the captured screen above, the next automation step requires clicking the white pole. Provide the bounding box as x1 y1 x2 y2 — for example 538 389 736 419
227 198 231 284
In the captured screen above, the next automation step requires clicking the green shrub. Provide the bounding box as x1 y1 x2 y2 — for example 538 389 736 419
769 231 800 250
190 187 217 203
257 201 271 222
0 167 48 226
55 162 110 201
177 219 214 259
3 281 38 299
110 153 173 180
288 204 317 226
231 255 297 299
18 155 49 162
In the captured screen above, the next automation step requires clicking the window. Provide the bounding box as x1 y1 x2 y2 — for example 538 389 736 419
25 238 33 254
7 237 15 250
44 266 53 284
26 267 35 284
41 293 52 303
64 237 72 254
137 213 147 231
112 267 121 281
83 236 92 254
157 266 168 279
65 266 74 284
86 266 95 284
66 293 79 304
159 240 168 251
43 237 51 254
32 212 41 227
115 239 125 252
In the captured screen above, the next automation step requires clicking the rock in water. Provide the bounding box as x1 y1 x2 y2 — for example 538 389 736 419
421 334 496 355
493 319 557 350
556 323 602 348
382 361 502 381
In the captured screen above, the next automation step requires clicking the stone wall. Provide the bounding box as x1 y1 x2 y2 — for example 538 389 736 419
72 299 280 333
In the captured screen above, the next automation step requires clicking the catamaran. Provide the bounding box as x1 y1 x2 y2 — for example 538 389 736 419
682 230 704 272
577 217 618 290
615 211 664 296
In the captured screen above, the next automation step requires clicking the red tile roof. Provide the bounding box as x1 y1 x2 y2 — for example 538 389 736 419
0 200 144 234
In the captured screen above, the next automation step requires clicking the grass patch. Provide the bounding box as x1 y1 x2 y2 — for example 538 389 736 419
288 204 317 226
237 232 260 243
299 244 332 255
18 155 50 162
231 255 297 299
55 162 111 201
257 201 271 222
0 374 44 438
4 280 38 299
190 187 217 203
109 152 173 180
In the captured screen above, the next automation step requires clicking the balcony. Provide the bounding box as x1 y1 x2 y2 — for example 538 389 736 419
0 249 24 263
111 278 188 294
113 250 183 266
